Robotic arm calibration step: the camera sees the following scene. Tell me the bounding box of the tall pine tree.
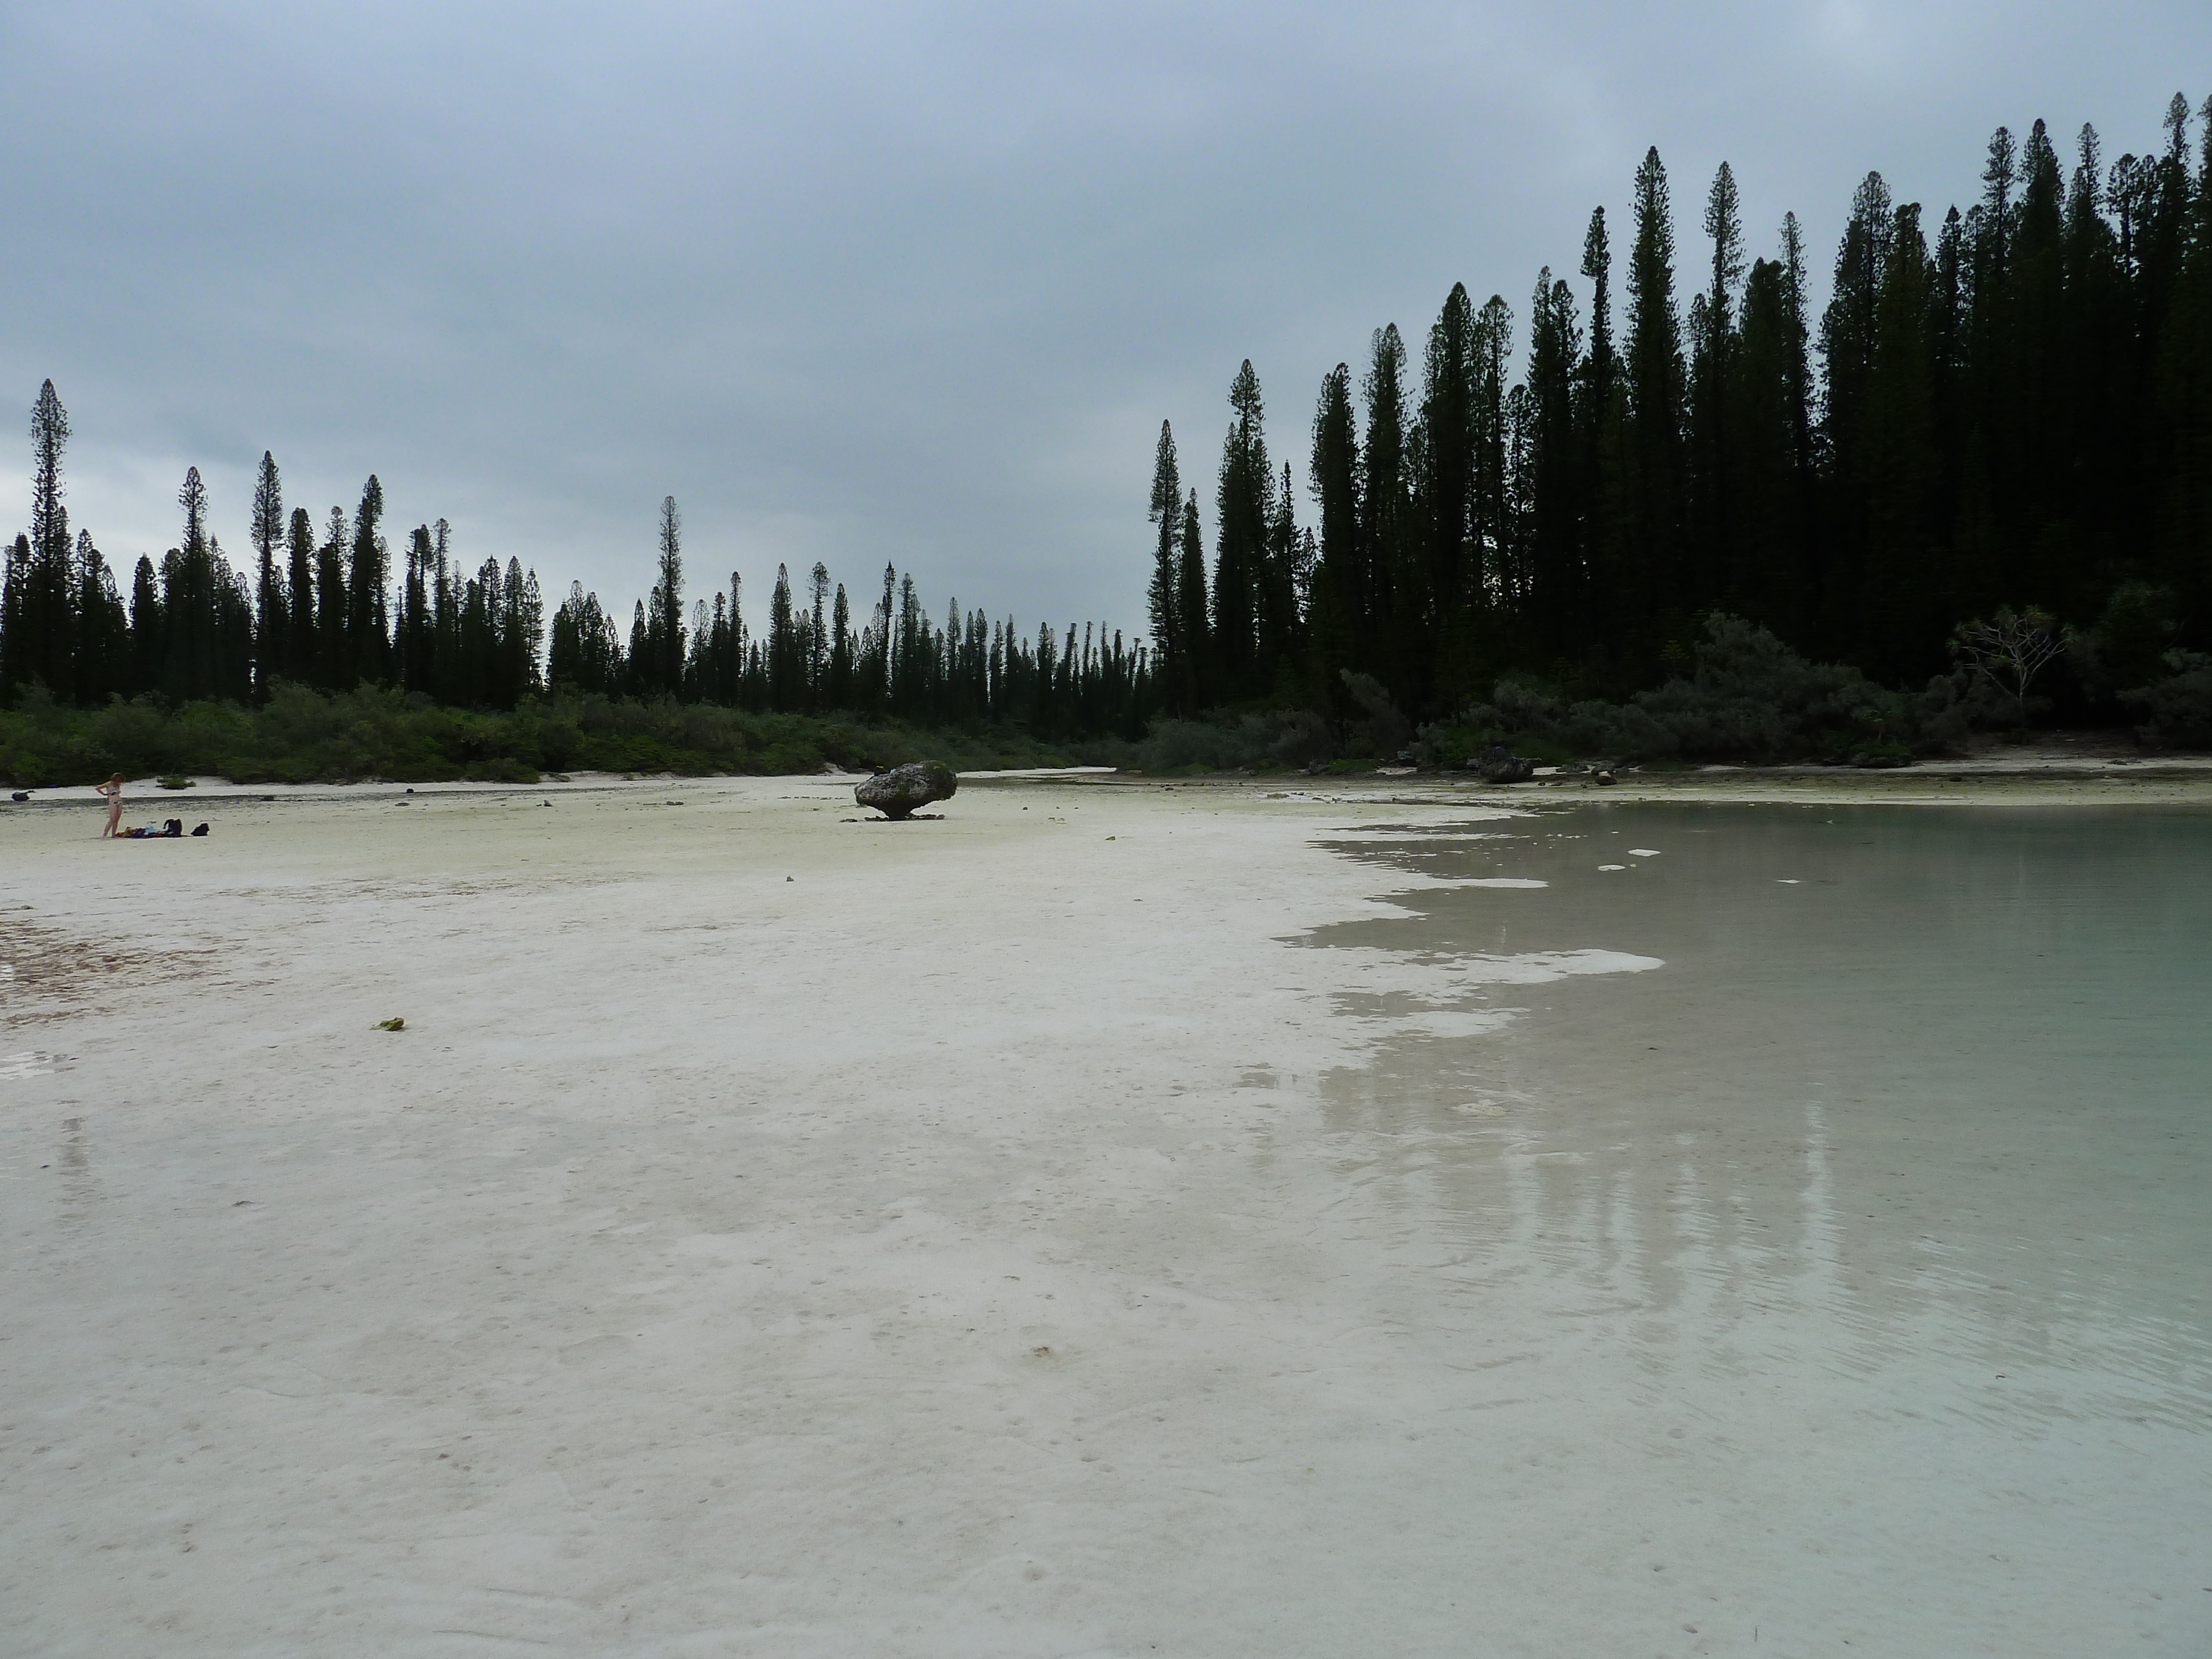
[1623,148,1687,665]
[1212,361,1272,697]
[1146,420,1186,711]
[348,476,389,686]
[1307,364,1363,701]
[251,451,286,693]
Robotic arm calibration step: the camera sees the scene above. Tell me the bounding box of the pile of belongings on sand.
[122,818,209,839]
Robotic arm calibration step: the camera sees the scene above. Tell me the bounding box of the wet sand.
[3,776,2207,1656]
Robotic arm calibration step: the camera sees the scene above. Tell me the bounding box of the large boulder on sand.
[1469,745,1537,784]
[855,761,958,820]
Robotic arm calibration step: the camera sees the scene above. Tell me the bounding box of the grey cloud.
[4,0,2205,632]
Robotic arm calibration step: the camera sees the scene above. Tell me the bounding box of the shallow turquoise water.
[1302,803,2211,1652]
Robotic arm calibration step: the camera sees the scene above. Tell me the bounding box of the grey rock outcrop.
[855,761,958,820]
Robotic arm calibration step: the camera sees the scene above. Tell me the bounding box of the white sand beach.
[4,775,2208,1656]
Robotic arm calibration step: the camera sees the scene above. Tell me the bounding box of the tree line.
[10,91,2210,746]
[1150,92,2212,721]
[546,495,1150,737]
[0,404,550,715]
[0,396,1155,738]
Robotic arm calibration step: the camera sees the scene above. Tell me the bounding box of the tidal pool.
[1300,801,2211,1654]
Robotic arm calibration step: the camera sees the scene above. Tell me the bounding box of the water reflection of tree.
[1301,806,2211,1422]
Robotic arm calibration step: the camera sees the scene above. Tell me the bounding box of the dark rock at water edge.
[1467,745,1537,784]
[855,761,959,820]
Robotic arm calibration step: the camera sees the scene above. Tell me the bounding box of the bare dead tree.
[1950,604,2068,730]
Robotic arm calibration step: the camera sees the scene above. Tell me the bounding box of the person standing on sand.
[95,772,125,838]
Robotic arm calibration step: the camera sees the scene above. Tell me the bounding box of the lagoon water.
[1303,803,2211,1653]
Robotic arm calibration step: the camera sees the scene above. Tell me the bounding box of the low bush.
[1095,707,1336,774]
[1419,614,1972,766]
[2124,650,2212,747]
[0,684,1079,787]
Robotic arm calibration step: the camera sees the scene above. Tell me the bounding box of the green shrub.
[2125,650,2212,747]
[1103,708,1334,774]
[1420,615,1970,766]
[0,688,1080,786]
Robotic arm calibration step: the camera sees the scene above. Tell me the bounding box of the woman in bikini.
[95,772,126,838]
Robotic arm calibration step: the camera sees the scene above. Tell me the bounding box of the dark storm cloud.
[3,1,2206,631]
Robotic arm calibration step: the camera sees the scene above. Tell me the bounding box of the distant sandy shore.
[2,776,2203,1655]
[14,734,2212,818]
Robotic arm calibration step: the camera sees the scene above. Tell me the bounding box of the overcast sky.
[3,1,2206,639]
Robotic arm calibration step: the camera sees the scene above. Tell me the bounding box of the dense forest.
[542,494,1150,740]
[1154,93,2212,723]
[6,93,2211,775]
[0,409,1152,743]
